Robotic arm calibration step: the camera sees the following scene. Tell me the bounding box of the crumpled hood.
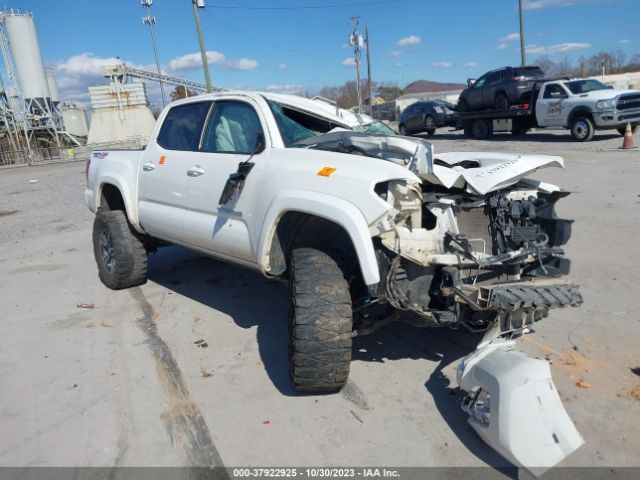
[429,152,564,195]
[295,131,564,195]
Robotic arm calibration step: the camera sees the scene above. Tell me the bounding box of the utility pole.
[141,0,166,107]
[365,23,373,115]
[518,0,526,66]
[349,16,363,113]
[192,0,212,92]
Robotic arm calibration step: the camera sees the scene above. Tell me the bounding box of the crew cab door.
[138,101,213,242]
[182,99,268,262]
[536,83,570,127]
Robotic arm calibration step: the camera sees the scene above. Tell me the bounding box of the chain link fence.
[0,138,147,168]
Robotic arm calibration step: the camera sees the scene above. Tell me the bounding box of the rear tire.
[472,119,493,140]
[92,210,147,290]
[495,93,509,111]
[289,248,352,393]
[570,116,595,142]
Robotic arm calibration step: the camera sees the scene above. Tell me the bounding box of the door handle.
[143,162,156,171]
[187,165,205,177]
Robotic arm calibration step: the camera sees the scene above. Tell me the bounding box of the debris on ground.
[200,369,212,378]
[617,385,640,402]
[350,410,364,424]
[28,179,38,184]
[575,379,591,389]
[76,303,95,309]
[262,420,270,425]
[194,339,208,348]
[0,210,17,218]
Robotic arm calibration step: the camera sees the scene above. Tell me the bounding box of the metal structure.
[519,0,526,66]
[0,8,79,165]
[103,63,220,94]
[141,0,166,107]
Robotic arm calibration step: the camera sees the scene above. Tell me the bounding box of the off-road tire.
[288,248,352,393]
[617,124,638,136]
[570,116,595,142]
[92,209,147,290]
[472,119,493,140]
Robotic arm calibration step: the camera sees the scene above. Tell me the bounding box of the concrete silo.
[45,68,60,106]
[61,102,89,138]
[2,9,51,114]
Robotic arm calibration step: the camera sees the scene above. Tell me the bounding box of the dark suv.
[398,100,456,136]
[457,66,546,112]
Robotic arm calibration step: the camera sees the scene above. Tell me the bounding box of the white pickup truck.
[458,77,640,141]
[86,91,585,470]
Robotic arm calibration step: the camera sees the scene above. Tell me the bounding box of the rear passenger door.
[482,71,501,108]
[138,101,212,243]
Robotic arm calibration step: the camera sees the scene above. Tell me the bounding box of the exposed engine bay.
[296,131,585,473]
[296,131,583,334]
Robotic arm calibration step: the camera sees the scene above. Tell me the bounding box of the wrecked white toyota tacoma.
[86,92,584,471]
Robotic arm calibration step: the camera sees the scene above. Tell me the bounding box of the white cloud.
[168,51,258,72]
[226,58,259,71]
[462,61,479,68]
[525,0,593,9]
[433,61,453,69]
[497,43,509,50]
[277,63,288,70]
[266,84,305,95]
[500,33,521,42]
[397,35,421,47]
[618,39,631,44]
[387,50,402,57]
[395,62,405,68]
[526,42,591,55]
[342,57,356,67]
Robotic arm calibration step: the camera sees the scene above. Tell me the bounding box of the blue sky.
[4,0,638,107]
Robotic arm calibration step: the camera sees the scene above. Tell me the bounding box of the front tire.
[92,210,147,290]
[571,116,595,142]
[398,123,408,136]
[617,124,638,136]
[288,248,352,393]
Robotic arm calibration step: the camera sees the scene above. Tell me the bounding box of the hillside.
[403,80,466,94]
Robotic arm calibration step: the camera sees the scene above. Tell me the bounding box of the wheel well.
[100,183,125,212]
[268,212,361,281]
[568,108,593,125]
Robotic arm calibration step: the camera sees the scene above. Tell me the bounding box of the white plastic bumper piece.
[457,341,584,476]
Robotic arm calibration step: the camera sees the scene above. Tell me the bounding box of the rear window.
[157,101,212,151]
[514,67,545,78]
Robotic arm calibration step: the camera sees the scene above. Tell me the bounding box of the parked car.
[398,100,456,136]
[458,66,546,112]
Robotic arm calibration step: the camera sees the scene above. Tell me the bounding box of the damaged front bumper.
[457,338,584,475]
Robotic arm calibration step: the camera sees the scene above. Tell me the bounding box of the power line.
[205,1,400,10]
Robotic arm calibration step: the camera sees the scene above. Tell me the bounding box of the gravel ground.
[0,130,639,475]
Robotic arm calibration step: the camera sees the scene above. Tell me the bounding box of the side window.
[474,76,486,88]
[543,84,568,99]
[157,101,212,151]
[201,101,264,154]
[486,72,499,84]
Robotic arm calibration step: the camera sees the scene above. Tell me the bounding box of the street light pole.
[519,0,526,66]
[192,0,212,92]
[141,0,166,107]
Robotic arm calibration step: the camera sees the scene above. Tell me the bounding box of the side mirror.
[254,132,265,154]
[467,78,476,88]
